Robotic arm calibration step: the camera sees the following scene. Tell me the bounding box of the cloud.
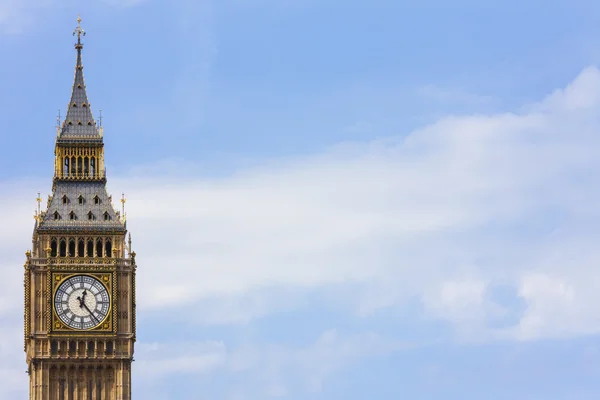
[0,0,52,34]
[135,329,408,398]
[109,65,600,340]
[1,65,600,395]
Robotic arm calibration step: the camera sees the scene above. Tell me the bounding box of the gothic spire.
[59,16,100,140]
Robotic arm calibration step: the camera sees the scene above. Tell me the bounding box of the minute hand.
[82,303,100,324]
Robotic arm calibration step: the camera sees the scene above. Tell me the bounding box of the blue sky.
[1,0,600,398]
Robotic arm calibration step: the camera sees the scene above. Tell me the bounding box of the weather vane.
[73,15,86,43]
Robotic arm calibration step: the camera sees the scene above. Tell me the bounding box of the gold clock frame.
[49,271,117,334]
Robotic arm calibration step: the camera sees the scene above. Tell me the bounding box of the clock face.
[54,275,110,330]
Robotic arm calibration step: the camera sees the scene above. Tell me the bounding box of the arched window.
[51,341,58,355]
[54,211,60,220]
[94,195,101,205]
[59,240,67,257]
[69,211,76,220]
[68,239,75,257]
[88,211,95,221]
[70,157,76,175]
[77,157,83,175]
[78,240,85,257]
[84,157,89,176]
[87,239,94,257]
[51,239,57,257]
[63,158,69,177]
[96,239,103,257]
[106,240,113,257]
[90,157,96,177]
[103,212,110,221]
[78,195,84,205]
[62,195,69,205]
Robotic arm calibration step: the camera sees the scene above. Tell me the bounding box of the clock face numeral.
[54,274,110,330]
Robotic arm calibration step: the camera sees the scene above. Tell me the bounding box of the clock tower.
[24,18,136,399]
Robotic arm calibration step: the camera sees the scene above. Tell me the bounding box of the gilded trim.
[49,272,114,335]
[24,263,31,350]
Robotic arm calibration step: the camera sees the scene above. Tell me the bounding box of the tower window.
[82,102,87,107]
[78,195,84,205]
[53,211,61,220]
[87,239,94,257]
[68,240,75,257]
[72,102,77,107]
[78,240,84,257]
[77,120,82,125]
[96,238,103,257]
[59,240,67,257]
[50,239,57,257]
[94,195,101,205]
[88,212,95,221]
[69,211,77,220]
[62,195,69,204]
[103,212,111,221]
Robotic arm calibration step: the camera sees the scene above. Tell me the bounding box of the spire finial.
[121,193,127,222]
[73,15,86,45]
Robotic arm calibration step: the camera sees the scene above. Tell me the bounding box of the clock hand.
[82,303,100,324]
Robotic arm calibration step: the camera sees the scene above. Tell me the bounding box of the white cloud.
[110,66,600,339]
[0,66,599,397]
[134,329,408,398]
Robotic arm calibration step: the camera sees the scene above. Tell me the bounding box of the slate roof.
[37,182,125,233]
[58,39,100,141]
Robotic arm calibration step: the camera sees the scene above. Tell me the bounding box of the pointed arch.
[105,239,112,257]
[59,239,67,257]
[87,239,94,257]
[68,239,75,257]
[51,239,57,257]
[90,157,96,177]
[96,238,103,257]
[78,239,85,257]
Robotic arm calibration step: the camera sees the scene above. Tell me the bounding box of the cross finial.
[73,15,86,44]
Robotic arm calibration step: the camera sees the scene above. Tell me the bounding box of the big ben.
[24,17,136,399]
